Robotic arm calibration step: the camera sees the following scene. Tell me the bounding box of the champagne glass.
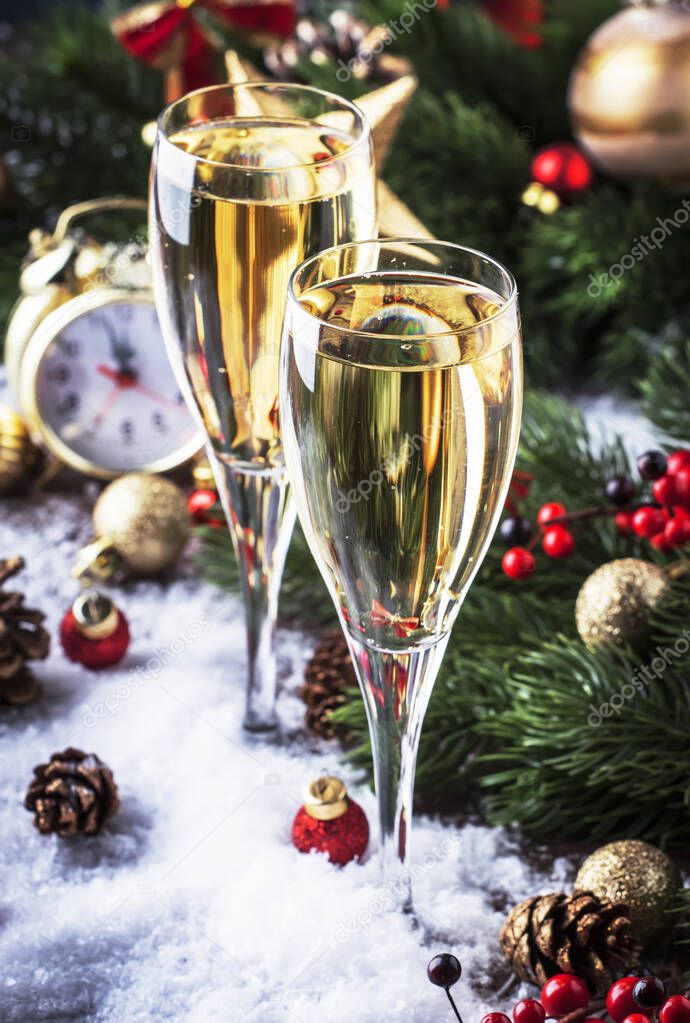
[149,84,376,730]
[280,239,522,904]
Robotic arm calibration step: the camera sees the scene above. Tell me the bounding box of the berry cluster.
[427,954,690,1023]
[606,976,690,1023]
[500,448,690,579]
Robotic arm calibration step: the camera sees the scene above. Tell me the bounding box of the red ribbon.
[112,0,295,96]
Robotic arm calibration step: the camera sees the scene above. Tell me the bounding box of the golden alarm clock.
[4,197,201,479]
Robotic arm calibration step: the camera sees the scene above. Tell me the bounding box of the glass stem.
[344,633,449,908]
[213,454,296,731]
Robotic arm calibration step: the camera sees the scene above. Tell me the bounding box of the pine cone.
[500,891,641,993]
[25,748,120,838]
[301,630,355,740]
[264,13,412,84]
[0,557,50,706]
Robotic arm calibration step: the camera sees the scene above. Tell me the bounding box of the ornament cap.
[71,537,121,582]
[304,775,349,821]
[72,590,119,640]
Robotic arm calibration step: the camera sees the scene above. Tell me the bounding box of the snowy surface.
[0,484,577,1023]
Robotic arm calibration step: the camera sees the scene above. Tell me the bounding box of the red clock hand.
[96,364,185,413]
[89,384,121,432]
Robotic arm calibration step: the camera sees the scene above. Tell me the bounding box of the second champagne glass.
[150,84,376,730]
[280,239,522,906]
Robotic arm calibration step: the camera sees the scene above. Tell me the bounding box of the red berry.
[502,547,536,579]
[482,1014,511,1023]
[537,502,566,526]
[607,978,644,1023]
[632,506,668,538]
[614,511,634,534]
[673,469,690,508]
[623,1016,654,1023]
[541,974,590,1017]
[514,1000,546,1023]
[652,475,677,507]
[542,525,575,558]
[633,978,666,1011]
[665,518,690,547]
[673,505,690,520]
[667,450,690,475]
[660,995,690,1023]
[650,531,672,552]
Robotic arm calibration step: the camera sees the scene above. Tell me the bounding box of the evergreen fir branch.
[638,336,690,444]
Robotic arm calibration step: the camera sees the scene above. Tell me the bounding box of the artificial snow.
[0,487,574,1023]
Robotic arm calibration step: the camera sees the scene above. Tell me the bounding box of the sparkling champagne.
[150,117,375,469]
[281,273,522,649]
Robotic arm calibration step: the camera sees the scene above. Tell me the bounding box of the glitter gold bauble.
[0,406,41,495]
[574,840,680,945]
[568,3,690,185]
[92,473,190,576]
[575,558,669,650]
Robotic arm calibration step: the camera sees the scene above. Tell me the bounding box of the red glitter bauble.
[531,143,594,199]
[60,608,130,671]
[292,798,369,866]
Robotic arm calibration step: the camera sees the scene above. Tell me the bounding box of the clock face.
[33,298,200,474]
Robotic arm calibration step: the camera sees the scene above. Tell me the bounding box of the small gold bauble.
[0,406,41,496]
[568,3,690,185]
[575,839,680,945]
[575,557,669,650]
[93,473,190,575]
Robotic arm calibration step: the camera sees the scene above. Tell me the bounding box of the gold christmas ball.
[575,558,669,650]
[93,473,190,575]
[575,840,680,945]
[0,406,41,496]
[568,3,690,185]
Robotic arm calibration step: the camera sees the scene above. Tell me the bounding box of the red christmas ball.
[632,506,668,539]
[531,144,593,200]
[502,547,536,579]
[60,591,130,671]
[537,501,566,526]
[541,974,590,1017]
[482,1014,511,1023]
[542,524,575,559]
[187,488,223,527]
[660,996,690,1023]
[514,999,546,1023]
[607,978,645,1023]
[292,776,368,866]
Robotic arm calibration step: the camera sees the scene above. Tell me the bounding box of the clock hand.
[88,384,121,432]
[96,364,186,413]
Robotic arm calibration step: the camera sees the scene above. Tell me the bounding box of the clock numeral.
[120,419,135,445]
[57,392,80,419]
[47,364,70,384]
[152,411,167,432]
[59,338,80,359]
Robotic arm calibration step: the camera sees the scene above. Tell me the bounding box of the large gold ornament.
[0,407,42,496]
[568,2,690,185]
[575,558,669,650]
[74,474,190,579]
[574,840,680,945]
